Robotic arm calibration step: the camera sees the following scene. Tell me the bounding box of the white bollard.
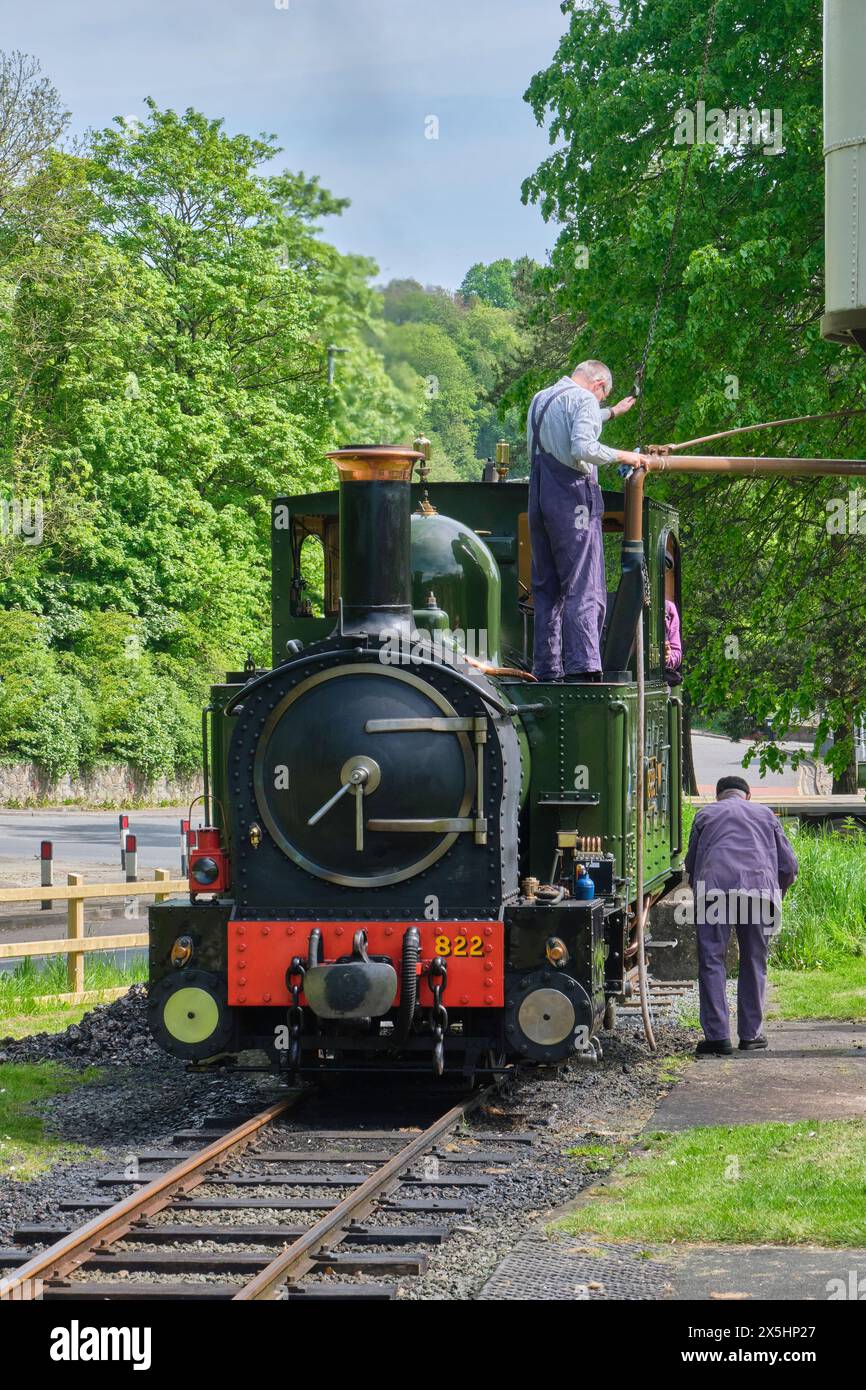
[125,832,138,883]
[40,839,53,911]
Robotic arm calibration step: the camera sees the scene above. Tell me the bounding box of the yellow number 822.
[434,934,484,958]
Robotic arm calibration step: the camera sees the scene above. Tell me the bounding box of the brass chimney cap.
[326,445,424,482]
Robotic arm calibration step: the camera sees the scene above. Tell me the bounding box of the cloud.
[6,0,569,284]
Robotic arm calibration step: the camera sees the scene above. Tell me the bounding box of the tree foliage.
[381,277,525,477]
[512,0,866,785]
[0,80,421,780]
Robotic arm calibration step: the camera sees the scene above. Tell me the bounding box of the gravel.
[0,985,165,1068]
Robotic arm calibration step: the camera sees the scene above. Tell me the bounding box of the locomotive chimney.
[326,445,424,639]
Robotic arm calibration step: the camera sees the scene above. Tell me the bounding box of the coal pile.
[0,985,169,1068]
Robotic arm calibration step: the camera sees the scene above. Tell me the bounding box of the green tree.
[0,81,425,781]
[460,259,518,309]
[380,278,525,478]
[515,0,866,786]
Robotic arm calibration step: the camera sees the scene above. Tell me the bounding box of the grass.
[564,1141,626,1173]
[0,954,145,1023]
[557,1119,866,1247]
[769,958,866,1020]
[772,823,866,970]
[0,1062,102,1179]
[1,1004,93,1040]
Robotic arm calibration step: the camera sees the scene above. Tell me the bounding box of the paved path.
[480,1231,866,1301]
[650,1020,866,1129]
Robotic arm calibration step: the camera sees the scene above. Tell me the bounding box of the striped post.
[40,840,53,911]
[118,813,129,870]
[180,818,190,877]
[125,833,138,884]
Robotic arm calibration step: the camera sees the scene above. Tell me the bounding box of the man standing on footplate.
[527,360,641,682]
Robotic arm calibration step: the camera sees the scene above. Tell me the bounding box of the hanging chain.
[428,956,449,1077]
[285,956,306,1072]
[635,0,720,446]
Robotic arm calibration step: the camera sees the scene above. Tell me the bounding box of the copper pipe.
[634,610,657,1053]
[463,654,538,681]
[623,466,647,542]
[646,453,866,477]
[625,451,866,547]
[655,407,866,454]
[618,442,866,1058]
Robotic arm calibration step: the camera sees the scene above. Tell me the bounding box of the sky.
[2,0,572,289]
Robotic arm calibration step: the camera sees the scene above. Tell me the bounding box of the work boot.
[695,1038,733,1057]
[738,1036,769,1051]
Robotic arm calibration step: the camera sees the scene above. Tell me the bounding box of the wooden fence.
[0,872,187,1005]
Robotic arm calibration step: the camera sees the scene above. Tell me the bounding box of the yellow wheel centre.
[163,986,219,1045]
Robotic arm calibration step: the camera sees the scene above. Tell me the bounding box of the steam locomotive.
[147,440,683,1077]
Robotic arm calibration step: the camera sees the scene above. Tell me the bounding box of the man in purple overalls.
[685,776,798,1055]
[527,361,641,681]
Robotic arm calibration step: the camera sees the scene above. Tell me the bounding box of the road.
[0,808,187,876]
[691,733,806,794]
[0,810,187,964]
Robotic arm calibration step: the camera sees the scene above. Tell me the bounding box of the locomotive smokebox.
[326,445,424,638]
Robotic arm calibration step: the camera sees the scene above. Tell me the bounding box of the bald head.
[573,360,613,396]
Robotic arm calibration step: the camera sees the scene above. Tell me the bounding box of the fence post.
[67,872,84,996]
[154,868,170,903]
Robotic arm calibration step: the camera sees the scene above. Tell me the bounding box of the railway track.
[618,978,693,1024]
[0,1080,530,1302]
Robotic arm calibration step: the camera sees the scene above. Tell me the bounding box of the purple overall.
[684,791,799,1042]
[528,386,607,680]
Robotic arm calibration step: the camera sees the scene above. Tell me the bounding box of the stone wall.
[0,762,204,808]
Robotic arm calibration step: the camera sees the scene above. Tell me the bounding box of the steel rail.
[233,1084,496,1300]
[0,1093,300,1301]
